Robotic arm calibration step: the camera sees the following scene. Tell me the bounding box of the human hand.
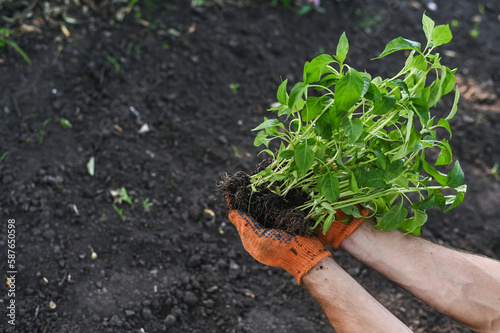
[317,205,370,249]
[227,209,332,285]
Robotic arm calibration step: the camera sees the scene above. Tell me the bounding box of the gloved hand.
[228,209,332,285]
[317,205,370,249]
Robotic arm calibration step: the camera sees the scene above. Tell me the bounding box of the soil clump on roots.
[221,160,316,236]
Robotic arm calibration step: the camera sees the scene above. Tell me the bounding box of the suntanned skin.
[302,257,413,333]
[341,218,500,333]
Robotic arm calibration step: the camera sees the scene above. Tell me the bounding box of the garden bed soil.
[1,0,500,332]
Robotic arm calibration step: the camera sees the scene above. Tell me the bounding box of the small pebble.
[142,307,153,320]
[164,314,176,325]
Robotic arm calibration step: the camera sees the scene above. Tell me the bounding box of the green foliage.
[250,14,465,234]
[229,83,240,94]
[38,118,52,143]
[60,118,73,128]
[0,151,8,163]
[113,204,131,221]
[0,28,32,65]
[490,163,499,180]
[270,0,325,15]
[121,187,133,205]
[142,198,154,212]
[106,55,120,71]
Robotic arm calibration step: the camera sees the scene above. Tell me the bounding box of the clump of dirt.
[220,159,316,236]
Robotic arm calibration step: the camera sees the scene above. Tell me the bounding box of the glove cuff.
[330,217,365,249]
[283,237,332,285]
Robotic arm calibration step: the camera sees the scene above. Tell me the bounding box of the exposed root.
[219,161,315,236]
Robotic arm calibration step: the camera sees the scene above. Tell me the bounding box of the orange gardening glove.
[228,209,332,285]
[317,205,370,249]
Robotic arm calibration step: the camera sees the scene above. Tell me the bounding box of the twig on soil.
[11,95,21,116]
[58,272,68,287]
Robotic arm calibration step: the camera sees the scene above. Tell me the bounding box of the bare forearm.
[342,219,500,332]
[303,257,412,333]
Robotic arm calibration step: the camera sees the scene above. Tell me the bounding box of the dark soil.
[1,0,500,332]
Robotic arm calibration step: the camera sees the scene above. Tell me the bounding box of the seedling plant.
[250,14,465,235]
[38,118,52,143]
[0,28,32,65]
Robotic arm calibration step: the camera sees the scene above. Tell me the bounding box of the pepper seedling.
[250,13,465,235]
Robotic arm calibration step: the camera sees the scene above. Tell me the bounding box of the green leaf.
[295,142,315,176]
[2,38,32,65]
[387,129,402,141]
[446,160,464,188]
[411,192,436,210]
[407,127,423,152]
[410,54,428,71]
[384,160,404,182]
[372,95,396,115]
[435,140,452,166]
[373,37,421,59]
[322,213,335,235]
[411,98,430,126]
[254,168,273,182]
[428,77,443,107]
[405,69,426,91]
[446,191,465,211]
[434,190,446,211]
[321,201,336,212]
[361,77,371,98]
[270,173,287,182]
[335,67,364,112]
[364,83,382,101]
[342,117,363,144]
[303,54,334,84]
[435,118,451,137]
[319,171,340,203]
[374,203,408,230]
[354,167,368,187]
[335,32,349,64]
[315,112,332,140]
[254,131,272,148]
[278,149,294,159]
[390,79,410,96]
[441,67,456,95]
[364,169,386,189]
[288,82,307,110]
[276,104,292,117]
[394,173,409,189]
[341,205,366,218]
[329,106,342,131]
[259,149,275,158]
[317,74,339,90]
[421,152,448,185]
[314,141,326,159]
[372,149,388,170]
[251,118,284,131]
[400,209,427,235]
[350,173,360,193]
[432,24,453,47]
[60,118,73,128]
[304,96,330,122]
[422,13,435,45]
[277,79,288,104]
[445,87,460,120]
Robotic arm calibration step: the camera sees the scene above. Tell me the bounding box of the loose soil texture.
[1,0,500,332]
